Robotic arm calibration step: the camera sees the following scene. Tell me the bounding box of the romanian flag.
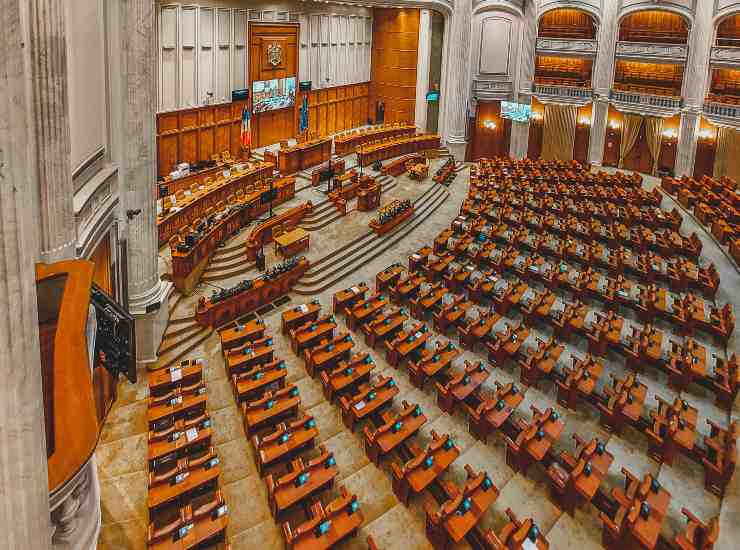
[240,107,252,150]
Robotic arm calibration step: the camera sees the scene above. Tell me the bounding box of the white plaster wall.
[64,0,107,174]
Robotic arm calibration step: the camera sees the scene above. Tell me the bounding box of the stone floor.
[98,148,740,550]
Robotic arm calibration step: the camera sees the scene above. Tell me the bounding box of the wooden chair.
[674,509,719,550]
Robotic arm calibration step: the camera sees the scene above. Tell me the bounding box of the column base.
[446,135,467,145]
[50,456,101,550]
[130,279,173,365]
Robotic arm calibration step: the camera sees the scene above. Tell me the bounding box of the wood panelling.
[717,14,740,47]
[249,23,299,148]
[657,114,680,175]
[538,9,596,39]
[304,83,370,138]
[574,104,592,164]
[694,118,719,180]
[710,68,740,97]
[469,101,512,161]
[619,10,689,44]
[370,8,420,124]
[156,100,248,178]
[535,55,593,86]
[603,106,623,168]
[614,60,684,96]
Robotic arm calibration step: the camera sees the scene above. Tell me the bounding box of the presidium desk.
[169,177,297,294]
[334,123,416,156]
[157,161,282,246]
[195,257,310,328]
[356,134,441,167]
[263,137,333,175]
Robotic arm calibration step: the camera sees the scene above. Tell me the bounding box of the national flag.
[299,95,309,134]
[240,107,252,149]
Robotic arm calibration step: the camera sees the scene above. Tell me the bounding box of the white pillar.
[113,0,172,363]
[28,0,76,262]
[0,1,54,547]
[676,2,714,177]
[509,3,538,159]
[415,10,432,132]
[443,0,472,144]
[588,1,619,166]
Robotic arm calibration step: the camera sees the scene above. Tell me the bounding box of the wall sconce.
[662,129,678,140]
[608,120,620,130]
[698,129,715,141]
[531,112,543,122]
[578,117,592,126]
[483,120,497,130]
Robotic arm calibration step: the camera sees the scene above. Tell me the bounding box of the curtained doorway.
[623,122,653,174]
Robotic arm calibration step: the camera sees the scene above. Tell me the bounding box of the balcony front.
[704,66,740,127]
[711,13,740,67]
[533,55,592,105]
[536,8,596,58]
[611,59,683,116]
[616,9,689,64]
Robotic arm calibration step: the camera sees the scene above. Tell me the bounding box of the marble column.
[414,10,432,132]
[443,0,472,144]
[588,0,619,166]
[115,0,172,363]
[29,0,76,262]
[0,1,54,547]
[676,2,714,177]
[509,1,538,159]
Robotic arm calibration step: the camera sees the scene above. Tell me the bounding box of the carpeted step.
[153,326,213,371]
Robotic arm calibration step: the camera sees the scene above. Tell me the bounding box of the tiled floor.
[98,149,740,550]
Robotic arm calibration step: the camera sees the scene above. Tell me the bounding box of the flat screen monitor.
[501,101,532,123]
[426,90,440,102]
[252,77,296,113]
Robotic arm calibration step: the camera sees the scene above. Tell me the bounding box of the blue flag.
[299,95,309,134]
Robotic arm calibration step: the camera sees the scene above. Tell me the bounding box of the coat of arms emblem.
[267,43,282,67]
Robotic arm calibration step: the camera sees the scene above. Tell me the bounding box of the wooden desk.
[147,422,213,468]
[278,138,332,174]
[333,282,369,314]
[148,392,208,430]
[376,263,405,292]
[320,353,375,403]
[157,162,274,245]
[385,324,431,368]
[357,134,441,167]
[364,401,427,465]
[282,487,363,550]
[242,384,300,435]
[408,344,461,389]
[346,294,389,330]
[290,315,337,354]
[195,258,310,328]
[310,158,345,186]
[436,361,490,414]
[282,301,321,334]
[254,415,318,474]
[244,202,312,260]
[334,124,416,156]
[304,333,354,377]
[218,319,266,352]
[275,228,310,257]
[148,499,228,550]
[225,338,274,375]
[363,310,407,349]
[340,375,399,431]
[468,383,524,441]
[232,359,288,403]
[266,447,339,518]
[148,455,221,512]
[391,431,460,505]
[149,361,204,397]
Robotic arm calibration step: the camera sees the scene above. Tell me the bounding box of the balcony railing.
[535,37,597,57]
[533,84,592,102]
[710,46,740,66]
[610,89,682,113]
[615,41,688,63]
[472,79,513,100]
[703,101,740,127]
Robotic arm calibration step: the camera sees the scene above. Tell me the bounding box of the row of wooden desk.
[217,316,365,549]
[263,137,333,175]
[157,162,277,245]
[334,124,416,156]
[146,360,230,550]
[282,302,547,548]
[356,134,441,167]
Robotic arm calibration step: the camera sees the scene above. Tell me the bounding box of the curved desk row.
[245,203,314,261]
[157,162,276,245]
[334,124,416,156]
[357,134,440,167]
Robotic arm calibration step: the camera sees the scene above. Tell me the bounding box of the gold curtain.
[619,114,643,167]
[644,116,664,175]
[714,126,740,183]
[541,104,578,161]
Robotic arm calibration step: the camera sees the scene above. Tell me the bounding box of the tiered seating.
[218,316,364,549]
[661,174,740,265]
[146,359,230,549]
[288,295,499,549]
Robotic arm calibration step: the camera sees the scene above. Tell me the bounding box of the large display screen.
[501,101,532,122]
[252,77,296,113]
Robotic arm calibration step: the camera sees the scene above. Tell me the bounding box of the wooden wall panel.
[370,8,419,125]
[469,101,512,161]
[302,82,370,137]
[156,100,247,178]
[538,8,596,39]
[603,106,623,168]
[574,103,592,164]
[249,23,299,148]
[619,10,688,44]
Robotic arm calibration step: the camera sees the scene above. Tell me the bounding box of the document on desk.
[186,428,198,442]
